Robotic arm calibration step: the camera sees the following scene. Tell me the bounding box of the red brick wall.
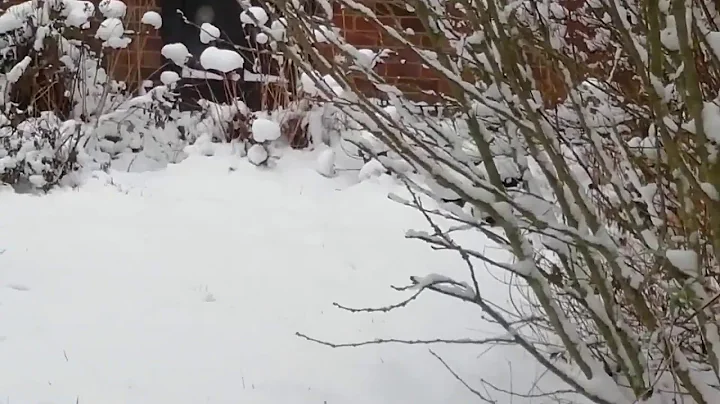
[3,0,431,93]
[122,0,437,97]
[331,1,444,98]
[3,0,164,88]
[330,0,633,104]
[109,0,164,87]
[2,0,626,102]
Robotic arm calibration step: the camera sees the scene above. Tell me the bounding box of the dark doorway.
[156,0,263,110]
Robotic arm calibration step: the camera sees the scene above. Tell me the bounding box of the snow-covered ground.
[0,148,554,404]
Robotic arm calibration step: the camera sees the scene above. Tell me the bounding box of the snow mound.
[98,0,126,18]
[160,71,180,86]
[252,118,281,142]
[240,6,269,26]
[200,47,243,73]
[200,23,220,44]
[96,18,124,41]
[0,149,568,404]
[64,1,95,27]
[96,17,131,48]
[315,148,336,177]
[7,56,31,83]
[666,249,698,275]
[255,32,269,44]
[141,10,162,29]
[162,43,190,66]
[247,143,269,165]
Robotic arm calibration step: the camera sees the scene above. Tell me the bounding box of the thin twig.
[429,349,497,403]
[296,332,514,348]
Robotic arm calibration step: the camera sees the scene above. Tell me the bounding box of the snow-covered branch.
[275,0,720,402]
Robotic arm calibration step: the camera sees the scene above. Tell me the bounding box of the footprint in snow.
[6,284,30,292]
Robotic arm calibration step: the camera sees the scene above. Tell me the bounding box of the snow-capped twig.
[332,289,424,313]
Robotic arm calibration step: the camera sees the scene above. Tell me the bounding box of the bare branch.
[296,333,514,348]
[429,349,497,404]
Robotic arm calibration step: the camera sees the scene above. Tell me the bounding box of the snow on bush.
[247,143,269,166]
[160,71,180,86]
[141,11,162,29]
[274,0,720,402]
[252,118,281,142]
[199,23,220,44]
[98,0,127,18]
[0,0,284,188]
[315,148,336,177]
[0,0,139,189]
[199,46,244,73]
[64,1,95,28]
[0,0,327,192]
[240,6,269,26]
[255,32,269,45]
[96,17,131,48]
[0,112,83,190]
[161,43,190,66]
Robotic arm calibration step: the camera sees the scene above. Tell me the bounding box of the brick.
[140,50,162,68]
[314,43,337,62]
[397,16,427,33]
[333,14,352,30]
[107,50,129,66]
[420,63,440,78]
[352,15,415,33]
[349,76,379,97]
[391,77,440,93]
[378,32,432,48]
[142,66,160,79]
[438,79,452,95]
[373,1,414,16]
[144,36,164,52]
[342,31,379,47]
[389,47,424,63]
[381,61,421,78]
[353,16,379,32]
[109,64,132,82]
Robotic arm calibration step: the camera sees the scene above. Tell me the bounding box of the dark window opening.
[156,0,265,110]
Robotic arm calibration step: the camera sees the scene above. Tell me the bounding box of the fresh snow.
[63,1,95,28]
[358,159,388,181]
[356,49,382,69]
[98,0,127,18]
[96,17,130,49]
[240,6,269,26]
[200,22,220,44]
[162,43,190,66]
[666,249,699,274]
[255,32,269,44]
[299,73,343,98]
[701,182,720,201]
[252,118,282,142]
[160,70,180,86]
[141,11,162,29]
[0,1,36,35]
[0,148,563,404]
[200,46,244,73]
[95,18,125,41]
[315,148,336,177]
[246,143,269,165]
[6,56,31,83]
[185,134,215,157]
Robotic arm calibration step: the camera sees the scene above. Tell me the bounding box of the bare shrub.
[270,0,720,402]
